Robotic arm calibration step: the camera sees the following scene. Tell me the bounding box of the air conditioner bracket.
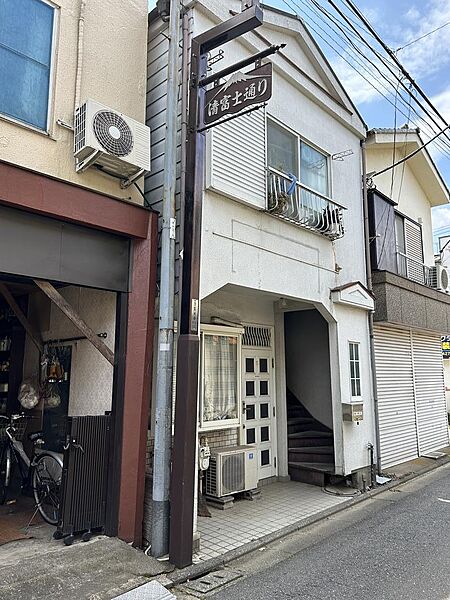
[76,149,103,173]
[120,169,145,189]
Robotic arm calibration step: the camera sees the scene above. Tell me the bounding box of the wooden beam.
[33,279,115,366]
[0,283,44,354]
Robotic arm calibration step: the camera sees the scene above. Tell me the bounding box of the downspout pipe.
[151,0,182,558]
[361,139,382,476]
[74,0,87,110]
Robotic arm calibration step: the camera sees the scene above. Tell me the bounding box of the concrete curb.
[164,456,450,588]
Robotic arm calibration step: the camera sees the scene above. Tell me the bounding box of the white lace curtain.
[203,334,238,423]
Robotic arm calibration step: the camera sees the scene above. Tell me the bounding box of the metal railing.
[395,251,432,286]
[266,168,345,240]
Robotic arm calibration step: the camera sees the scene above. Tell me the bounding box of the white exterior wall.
[366,146,435,266]
[335,304,376,473]
[184,3,373,475]
[0,0,147,204]
[23,286,115,416]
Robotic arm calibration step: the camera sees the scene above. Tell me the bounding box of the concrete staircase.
[287,390,335,486]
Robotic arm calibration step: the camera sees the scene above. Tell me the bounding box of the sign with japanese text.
[442,335,450,358]
[203,62,272,126]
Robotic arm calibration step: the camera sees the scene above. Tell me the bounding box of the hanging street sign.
[203,62,272,126]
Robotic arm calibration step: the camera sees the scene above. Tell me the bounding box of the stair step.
[288,434,333,448]
[288,461,335,473]
[288,421,330,435]
[288,446,334,463]
[287,417,316,425]
[288,430,333,439]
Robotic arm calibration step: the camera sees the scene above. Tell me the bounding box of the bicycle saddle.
[28,431,44,442]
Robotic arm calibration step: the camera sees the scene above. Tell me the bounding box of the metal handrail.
[266,168,345,240]
[395,250,432,285]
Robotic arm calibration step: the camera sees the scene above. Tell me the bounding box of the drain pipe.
[74,0,87,110]
[151,0,182,557]
[361,140,382,476]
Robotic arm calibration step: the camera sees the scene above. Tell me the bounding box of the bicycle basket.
[0,418,28,443]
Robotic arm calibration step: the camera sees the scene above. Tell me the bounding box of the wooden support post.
[33,280,114,366]
[0,283,44,354]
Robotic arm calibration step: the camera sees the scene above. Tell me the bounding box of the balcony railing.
[266,168,345,240]
[396,251,432,286]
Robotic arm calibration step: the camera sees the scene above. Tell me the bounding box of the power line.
[396,20,450,52]
[371,124,450,178]
[281,0,450,158]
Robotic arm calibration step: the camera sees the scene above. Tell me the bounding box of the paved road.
[206,465,450,600]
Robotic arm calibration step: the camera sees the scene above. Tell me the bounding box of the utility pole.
[151,0,181,558]
[169,2,264,569]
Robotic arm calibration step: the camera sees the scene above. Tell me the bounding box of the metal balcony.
[266,168,345,240]
[395,251,432,287]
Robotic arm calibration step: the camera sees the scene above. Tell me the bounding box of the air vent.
[222,453,245,495]
[92,111,133,157]
[243,326,271,348]
[74,103,87,155]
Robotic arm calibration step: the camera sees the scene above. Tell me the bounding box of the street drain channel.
[181,570,243,596]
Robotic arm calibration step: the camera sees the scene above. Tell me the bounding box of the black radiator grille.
[58,415,110,536]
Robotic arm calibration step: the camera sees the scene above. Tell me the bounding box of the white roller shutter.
[412,331,449,454]
[208,108,266,209]
[374,325,418,468]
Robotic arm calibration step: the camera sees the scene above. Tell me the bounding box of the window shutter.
[404,220,424,284]
[208,108,267,209]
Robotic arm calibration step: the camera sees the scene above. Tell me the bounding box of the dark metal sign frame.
[170,3,282,568]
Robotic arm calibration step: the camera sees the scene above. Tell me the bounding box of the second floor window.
[267,118,329,197]
[0,0,55,131]
[349,342,361,398]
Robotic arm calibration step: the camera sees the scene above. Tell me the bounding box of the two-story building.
[146,1,376,562]
[367,128,450,469]
[0,0,155,546]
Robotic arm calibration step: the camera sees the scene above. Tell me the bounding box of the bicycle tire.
[32,452,62,525]
[0,445,11,505]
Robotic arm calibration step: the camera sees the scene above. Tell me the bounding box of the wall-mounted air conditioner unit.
[74,99,151,181]
[205,446,258,498]
[429,263,450,293]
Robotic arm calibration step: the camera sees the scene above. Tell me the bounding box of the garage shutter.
[374,325,418,468]
[412,331,449,454]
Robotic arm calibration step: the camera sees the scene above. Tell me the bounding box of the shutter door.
[209,108,266,209]
[404,220,425,284]
[412,331,449,454]
[374,325,418,468]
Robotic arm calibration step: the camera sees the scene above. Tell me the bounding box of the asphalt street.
[201,465,450,600]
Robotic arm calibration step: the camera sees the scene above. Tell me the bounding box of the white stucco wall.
[366,146,435,266]
[23,286,115,416]
[0,0,147,204]
[334,304,376,473]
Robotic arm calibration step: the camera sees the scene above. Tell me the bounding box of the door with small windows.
[242,349,277,480]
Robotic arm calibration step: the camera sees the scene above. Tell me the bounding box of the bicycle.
[0,414,63,525]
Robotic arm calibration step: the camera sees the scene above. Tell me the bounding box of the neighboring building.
[146,1,376,558]
[367,128,450,468]
[0,0,155,545]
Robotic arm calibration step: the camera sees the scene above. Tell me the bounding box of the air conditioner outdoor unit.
[429,263,450,293]
[74,99,151,179]
[205,445,258,498]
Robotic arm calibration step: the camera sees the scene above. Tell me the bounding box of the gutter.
[361,139,382,476]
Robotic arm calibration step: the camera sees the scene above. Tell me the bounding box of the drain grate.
[182,570,243,597]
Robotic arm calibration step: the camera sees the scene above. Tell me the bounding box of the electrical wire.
[395,20,450,52]
[281,0,450,158]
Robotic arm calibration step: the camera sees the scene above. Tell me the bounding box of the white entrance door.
[241,349,277,480]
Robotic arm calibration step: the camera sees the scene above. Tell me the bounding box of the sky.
[148,0,450,239]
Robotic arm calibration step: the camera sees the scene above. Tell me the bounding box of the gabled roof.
[261,4,367,134]
[366,128,450,207]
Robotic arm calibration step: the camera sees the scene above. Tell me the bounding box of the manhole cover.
[182,570,243,596]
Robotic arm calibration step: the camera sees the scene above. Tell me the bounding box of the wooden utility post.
[169,3,265,569]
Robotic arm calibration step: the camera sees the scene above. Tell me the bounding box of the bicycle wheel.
[32,452,62,525]
[0,445,11,505]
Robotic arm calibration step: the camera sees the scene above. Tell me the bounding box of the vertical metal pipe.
[151,0,181,558]
[361,140,382,475]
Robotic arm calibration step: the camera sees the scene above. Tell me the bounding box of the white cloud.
[329,0,450,107]
[433,205,450,230]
